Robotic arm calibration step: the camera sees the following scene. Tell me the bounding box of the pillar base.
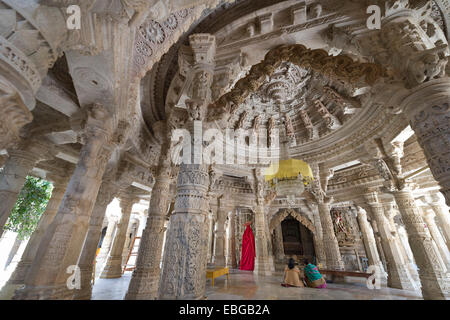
[72,287,93,300]
[254,258,272,276]
[13,283,75,300]
[386,266,417,291]
[0,283,22,300]
[125,270,160,300]
[419,274,450,300]
[100,258,123,279]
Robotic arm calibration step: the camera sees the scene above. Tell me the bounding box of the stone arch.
[207,44,385,120]
[269,208,315,235]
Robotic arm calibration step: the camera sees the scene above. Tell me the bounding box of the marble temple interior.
[0,0,449,301]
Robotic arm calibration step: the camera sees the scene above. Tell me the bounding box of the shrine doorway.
[280,215,315,260]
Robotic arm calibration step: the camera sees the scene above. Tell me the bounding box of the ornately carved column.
[368,219,387,271]
[422,209,450,271]
[226,210,237,268]
[213,205,227,267]
[0,140,53,236]
[159,33,214,299]
[273,224,285,261]
[96,215,117,265]
[0,174,69,299]
[122,219,139,266]
[13,104,114,300]
[73,181,118,300]
[383,201,420,284]
[159,164,210,299]
[207,211,215,264]
[364,191,415,290]
[125,155,171,299]
[423,193,450,251]
[393,188,449,299]
[401,79,450,206]
[355,206,386,278]
[101,193,137,279]
[311,210,326,267]
[317,201,344,270]
[254,201,272,276]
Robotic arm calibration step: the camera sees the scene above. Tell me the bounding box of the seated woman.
[281,258,304,287]
[303,258,327,289]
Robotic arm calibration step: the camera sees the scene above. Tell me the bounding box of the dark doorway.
[281,215,316,261]
[281,216,302,255]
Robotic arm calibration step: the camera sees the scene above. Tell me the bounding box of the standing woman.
[303,258,327,289]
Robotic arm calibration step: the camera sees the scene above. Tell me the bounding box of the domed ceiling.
[140,0,291,130]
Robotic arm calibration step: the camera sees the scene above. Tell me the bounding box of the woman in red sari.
[239,222,255,271]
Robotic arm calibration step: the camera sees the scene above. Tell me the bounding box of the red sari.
[239,225,255,271]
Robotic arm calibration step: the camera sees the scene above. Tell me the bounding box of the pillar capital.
[421,208,436,220]
[188,33,216,66]
[363,188,381,205]
[118,192,139,211]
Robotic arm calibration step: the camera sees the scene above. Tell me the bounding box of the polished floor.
[91,269,423,300]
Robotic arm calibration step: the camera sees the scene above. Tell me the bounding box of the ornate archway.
[269,208,315,234]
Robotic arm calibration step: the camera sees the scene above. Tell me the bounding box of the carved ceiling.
[140,0,288,129]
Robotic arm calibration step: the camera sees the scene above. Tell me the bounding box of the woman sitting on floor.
[281,258,304,287]
[303,258,327,289]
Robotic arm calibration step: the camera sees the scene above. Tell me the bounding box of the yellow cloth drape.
[264,159,313,182]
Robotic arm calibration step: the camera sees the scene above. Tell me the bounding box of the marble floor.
[91,269,423,300]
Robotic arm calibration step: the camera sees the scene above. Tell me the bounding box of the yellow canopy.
[264,159,314,182]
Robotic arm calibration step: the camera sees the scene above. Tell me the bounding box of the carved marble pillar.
[422,209,450,270]
[73,181,118,300]
[424,194,450,251]
[213,206,227,267]
[364,191,415,290]
[125,160,171,300]
[311,211,326,267]
[13,104,113,300]
[122,219,139,266]
[97,215,117,265]
[226,211,237,268]
[273,224,285,261]
[393,188,449,299]
[356,206,387,278]
[0,141,52,236]
[383,202,420,284]
[368,219,388,271]
[265,219,275,272]
[159,164,210,299]
[101,193,137,279]
[317,202,344,270]
[397,225,416,267]
[254,201,272,276]
[207,211,215,264]
[402,79,450,206]
[158,34,214,299]
[0,175,69,299]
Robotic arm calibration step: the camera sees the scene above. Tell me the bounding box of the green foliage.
[4,176,53,240]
